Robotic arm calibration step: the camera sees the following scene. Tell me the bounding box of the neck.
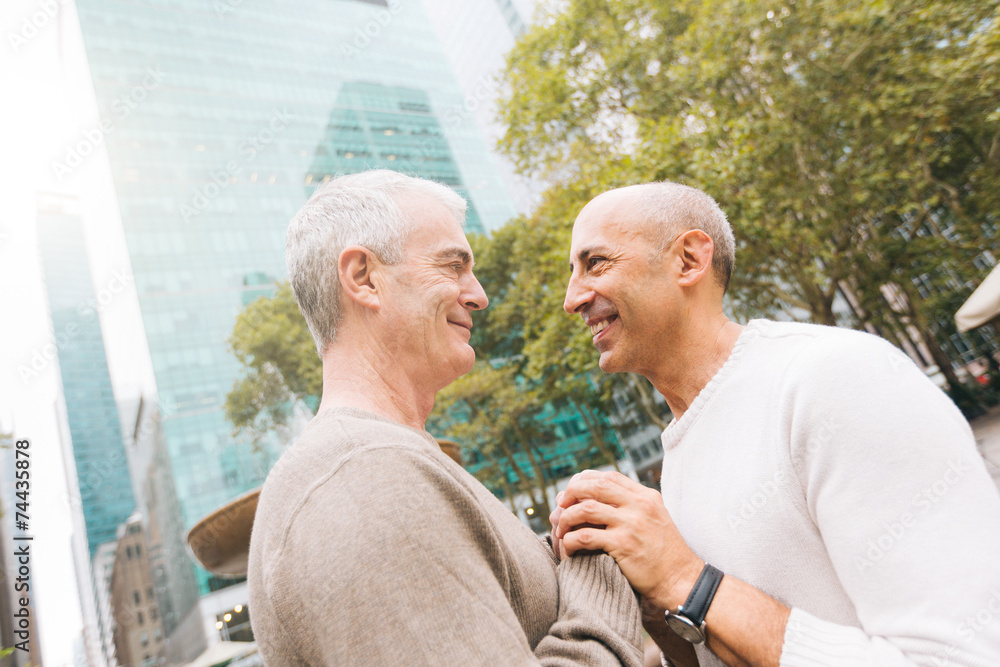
[646,313,744,421]
[317,327,434,431]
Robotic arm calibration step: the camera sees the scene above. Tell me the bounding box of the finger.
[561,526,612,557]
[549,505,562,530]
[559,475,634,509]
[605,470,649,494]
[556,499,618,537]
[577,469,647,493]
[567,469,603,485]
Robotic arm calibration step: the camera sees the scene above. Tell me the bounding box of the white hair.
[286,169,467,357]
[629,181,736,291]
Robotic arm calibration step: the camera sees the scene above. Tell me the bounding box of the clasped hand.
[549,470,702,611]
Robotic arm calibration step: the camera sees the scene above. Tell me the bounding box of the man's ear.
[675,229,715,288]
[338,245,381,311]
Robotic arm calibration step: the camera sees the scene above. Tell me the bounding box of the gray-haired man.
[247,170,643,666]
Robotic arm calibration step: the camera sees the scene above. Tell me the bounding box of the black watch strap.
[681,563,724,626]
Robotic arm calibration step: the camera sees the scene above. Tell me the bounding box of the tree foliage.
[498,0,1000,401]
[225,282,321,445]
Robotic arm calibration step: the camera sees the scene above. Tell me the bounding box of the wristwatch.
[664,562,724,644]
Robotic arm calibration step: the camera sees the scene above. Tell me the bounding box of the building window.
[138,611,144,625]
[126,546,133,559]
[141,632,148,646]
[133,591,141,605]
[147,586,154,600]
[135,544,142,557]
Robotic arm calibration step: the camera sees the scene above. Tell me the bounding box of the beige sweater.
[248,407,643,666]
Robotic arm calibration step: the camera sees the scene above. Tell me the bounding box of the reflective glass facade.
[73,0,517,592]
[37,213,136,558]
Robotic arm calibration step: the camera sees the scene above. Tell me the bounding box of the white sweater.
[659,319,1000,667]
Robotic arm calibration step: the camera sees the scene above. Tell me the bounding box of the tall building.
[422,0,546,214]
[91,542,118,665]
[128,397,205,665]
[37,205,136,560]
[110,514,165,667]
[70,0,521,646]
[37,197,137,667]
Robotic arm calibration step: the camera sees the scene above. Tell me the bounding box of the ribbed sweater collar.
[660,319,765,452]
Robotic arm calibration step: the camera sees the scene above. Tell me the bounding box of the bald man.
[554,182,1000,667]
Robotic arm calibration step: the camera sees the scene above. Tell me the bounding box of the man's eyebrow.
[436,247,473,265]
[569,247,595,272]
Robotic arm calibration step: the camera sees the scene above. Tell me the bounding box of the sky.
[1,1,157,664]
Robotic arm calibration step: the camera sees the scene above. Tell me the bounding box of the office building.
[110,514,165,667]
[422,0,546,214]
[127,397,205,665]
[37,197,136,667]
[37,205,136,559]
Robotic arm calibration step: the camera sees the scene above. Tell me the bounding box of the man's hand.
[557,470,790,666]
[554,470,702,611]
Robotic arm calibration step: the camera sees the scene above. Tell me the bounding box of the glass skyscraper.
[72,0,518,595]
[36,206,138,665]
[37,211,136,558]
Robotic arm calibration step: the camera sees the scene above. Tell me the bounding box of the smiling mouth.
[589,315,618,337]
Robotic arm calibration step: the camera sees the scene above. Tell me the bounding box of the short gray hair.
[286,170,467,357]
[631,182,736,292]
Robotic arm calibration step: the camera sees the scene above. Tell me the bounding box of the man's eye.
[588,257,605,268]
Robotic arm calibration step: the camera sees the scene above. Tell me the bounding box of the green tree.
[225,282,321,447]
[498,0,999,400]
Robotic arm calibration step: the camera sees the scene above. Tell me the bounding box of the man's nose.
[564,274,591,315]
[464,274,489,311]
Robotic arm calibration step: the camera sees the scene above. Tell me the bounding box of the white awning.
[956,264,1000,332]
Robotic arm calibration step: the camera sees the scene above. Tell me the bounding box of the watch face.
[666,614,706,644]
